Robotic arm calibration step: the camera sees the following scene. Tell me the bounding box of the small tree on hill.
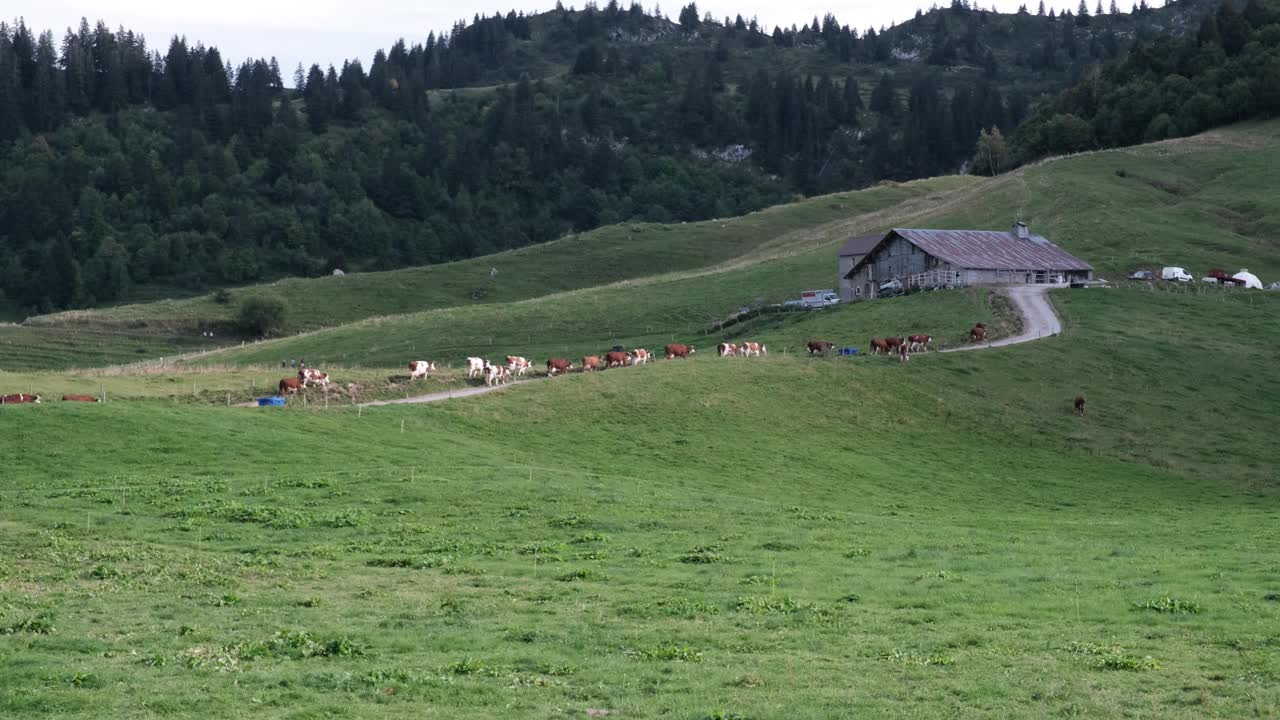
[237,296,287,336]
[972,127,1010,176]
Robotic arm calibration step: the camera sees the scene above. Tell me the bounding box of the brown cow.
[1,393,41,404]
[279,377,303,395]
[717,342,738,357]
[807,340,834,355]
[1074,395,1087,417]
[869,338,890,355]
[665,344,694,359]
[604,351,630,368]
[970,324,986,342]
[62,394,99,402]
[884,336,905,349]
[898,344,911,364]
[547,358,572,376]
[907,334,931,352]
[582,355,605,372]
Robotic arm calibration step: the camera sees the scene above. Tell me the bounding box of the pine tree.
[0,33,24,141]
[869,72,897,119]
[1110,0,1120,13]
[1038,0,1046,15]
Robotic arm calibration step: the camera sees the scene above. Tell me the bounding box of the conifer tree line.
[0,0,1244,314]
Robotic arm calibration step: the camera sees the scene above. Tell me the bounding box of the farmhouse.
[837,233,885,301]
[843,222,1093,299]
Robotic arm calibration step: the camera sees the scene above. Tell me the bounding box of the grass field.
[2,287,1277,718]
[2,125,1279,718]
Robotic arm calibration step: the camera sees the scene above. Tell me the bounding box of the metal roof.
[837,233,885,257]
[846,228,1092,276]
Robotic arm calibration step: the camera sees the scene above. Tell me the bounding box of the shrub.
[236,295,287,336]
[212,288,233,305]
[680,545,727,564]
[1134,596,1201,614]
[626,644,704,662]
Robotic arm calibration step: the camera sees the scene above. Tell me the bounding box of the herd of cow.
[0,393,97,404]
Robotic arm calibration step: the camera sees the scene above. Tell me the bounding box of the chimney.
[1013,220,1030,240]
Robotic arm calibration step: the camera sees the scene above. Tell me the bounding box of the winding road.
[940,284,1062,353]
[250,285,1064,409]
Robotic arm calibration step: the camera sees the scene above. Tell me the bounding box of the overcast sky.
[9,1,1133,76]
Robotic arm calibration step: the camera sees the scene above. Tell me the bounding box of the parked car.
[1269,281,1280,291]
[1128,270,1154,280]
[1161,267,1193,282]
[1201,276,1218,284]
[878,279,904,298]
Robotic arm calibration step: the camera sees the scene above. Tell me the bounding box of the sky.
[8,0,1122,76]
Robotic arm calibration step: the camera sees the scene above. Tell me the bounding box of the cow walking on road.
[970,323,986,342]
[409,360,436,380]
[546,358,572,376]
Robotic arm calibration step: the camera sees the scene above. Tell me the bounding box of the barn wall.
[838,254,864,300]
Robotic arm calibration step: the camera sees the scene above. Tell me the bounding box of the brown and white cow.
[897,344,911,364]
[298,368,330,387]
[970,323,986,342]
[869,338,890,355]
[279,377,303,395]
[484,363,511,387]
[1074,395,1087,417]
[907,334,931,352]
[717,342,739,358]
[604,351,630,368]
[506,356,532,377]
[807,340,834,355]
[582,355,605,372]
[630,348,651,365]
[546,358,572,376]
[466,357,486,378]
[738,341,765,357]
[1,393,41,404]
[62,394,99,402]
[665,344,694,359]
[409,360,437,380]
[884,337,905,350]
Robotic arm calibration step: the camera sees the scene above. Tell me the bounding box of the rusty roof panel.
[890,228,1093,271]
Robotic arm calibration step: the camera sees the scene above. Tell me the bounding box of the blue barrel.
[257,397,287,407]
[840,347,860,356]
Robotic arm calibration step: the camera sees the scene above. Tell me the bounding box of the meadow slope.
[1,286,1277,719]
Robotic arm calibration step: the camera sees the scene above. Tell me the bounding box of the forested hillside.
[0,0,1230,314]
[1012,0,1280,158]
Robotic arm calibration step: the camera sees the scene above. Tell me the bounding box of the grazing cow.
[279,377,303,395]
[898,344,911,364]
[547,358,572,376]
[717,342,739,358]
[1074,395,1087,417]
[61,394,99,402]
[630,348,651,365]
[907,334,931,352]
[409,360,436,380]
[869,338,890,355]
[605,351,630,368]
[807,340,835,355]
[466,357,486,378]
[970,324,986,342]
[582,355,605,372]
[506,356,532,377]
[1,393,41,404]
[298,368,330,387]
[884,336,905,349]
[665,344,694,359]
[739,341,765,357]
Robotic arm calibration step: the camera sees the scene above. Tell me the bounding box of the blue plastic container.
[257,396,287,407]
[839,347,860,356]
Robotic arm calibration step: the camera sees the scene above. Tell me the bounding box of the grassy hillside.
[1,285,1276,718]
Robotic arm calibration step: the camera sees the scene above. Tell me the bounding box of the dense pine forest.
[0,0,1266,314]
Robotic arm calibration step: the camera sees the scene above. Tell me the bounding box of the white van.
[800,290,840,308]
[1161,267,1192,282]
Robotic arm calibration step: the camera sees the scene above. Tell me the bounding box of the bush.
[236,296,287,336]
[212,288,233,305]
